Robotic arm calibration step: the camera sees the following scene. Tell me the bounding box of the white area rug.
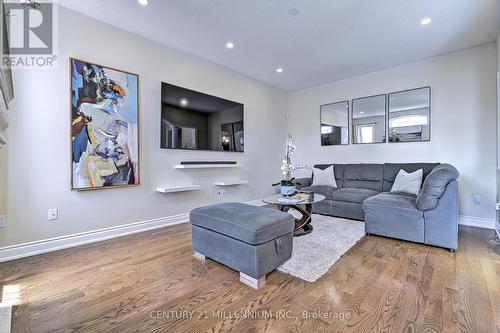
[278,214,365,283]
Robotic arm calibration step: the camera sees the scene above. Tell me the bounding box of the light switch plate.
[0,215,5,228]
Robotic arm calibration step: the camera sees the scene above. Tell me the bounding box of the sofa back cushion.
[383,163,439,192]
[314,164,345,188]
[343,164,383,191]
[311,163,451,194]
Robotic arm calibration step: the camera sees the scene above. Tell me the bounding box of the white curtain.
[0,0,14,147]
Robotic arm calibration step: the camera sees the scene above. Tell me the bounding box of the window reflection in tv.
[160,82,244,152]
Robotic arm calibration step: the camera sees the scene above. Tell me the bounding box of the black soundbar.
[180,161,237,165]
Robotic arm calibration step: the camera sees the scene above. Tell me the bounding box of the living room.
[0,1,499,332]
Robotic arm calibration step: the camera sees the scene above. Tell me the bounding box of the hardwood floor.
[0,224,499,333]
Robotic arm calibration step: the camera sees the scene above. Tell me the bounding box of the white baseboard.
[0,199,266,263]
[0,213,189,263]
[458,215,496,229]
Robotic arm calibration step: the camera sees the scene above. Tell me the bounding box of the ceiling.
[61,0,500,91]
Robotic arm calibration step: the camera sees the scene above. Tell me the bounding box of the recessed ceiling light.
[226,41,234,49]
[420,17,431,25]
[180,98,188,106]
[276,68,284,73]
[360,111,365,114]
[138,0,148,6]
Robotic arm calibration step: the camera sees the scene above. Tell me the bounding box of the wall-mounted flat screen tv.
[160,82,244,152]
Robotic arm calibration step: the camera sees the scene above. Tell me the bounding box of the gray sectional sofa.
[297,163,459,251]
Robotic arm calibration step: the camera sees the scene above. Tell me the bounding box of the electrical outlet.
[473,194,482,206]
[48,208,58,221]
[0,215,5,228]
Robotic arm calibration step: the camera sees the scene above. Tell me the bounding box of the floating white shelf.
[214,180,249,186]
[156,185,201,193]
[174,164,242,169]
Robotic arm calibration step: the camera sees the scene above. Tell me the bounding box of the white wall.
[287,44,498,220]
[0,8,287,247]
[0,147,5,215]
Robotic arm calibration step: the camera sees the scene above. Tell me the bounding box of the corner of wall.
[0,145,6,215]
[497,30,500,71]
[496,209,500,237]
[497,30,500,239]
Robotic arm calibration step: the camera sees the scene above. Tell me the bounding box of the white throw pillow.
[390,169,423,195]
[311,166,337,187]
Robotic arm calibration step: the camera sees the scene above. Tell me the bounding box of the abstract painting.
[70,58,139,190]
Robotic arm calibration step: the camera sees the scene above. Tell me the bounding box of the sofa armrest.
[423,180,459,250]
[416,164,459,211]
[295,178,312,189]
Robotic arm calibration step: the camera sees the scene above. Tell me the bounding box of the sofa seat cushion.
[190,202,294,245]
[331,188,379,204]
[363,192,419,210]
[363,192,424,243]
[300,185,337,200]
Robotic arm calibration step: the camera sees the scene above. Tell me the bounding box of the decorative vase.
[281,185,296,197]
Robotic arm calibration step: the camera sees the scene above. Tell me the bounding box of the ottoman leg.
[193,251,206,262]
[240,273,265,289]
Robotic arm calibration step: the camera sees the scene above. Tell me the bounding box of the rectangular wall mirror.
[351,94,386,144]
[320,101,349,146]
[388,87,431,143]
